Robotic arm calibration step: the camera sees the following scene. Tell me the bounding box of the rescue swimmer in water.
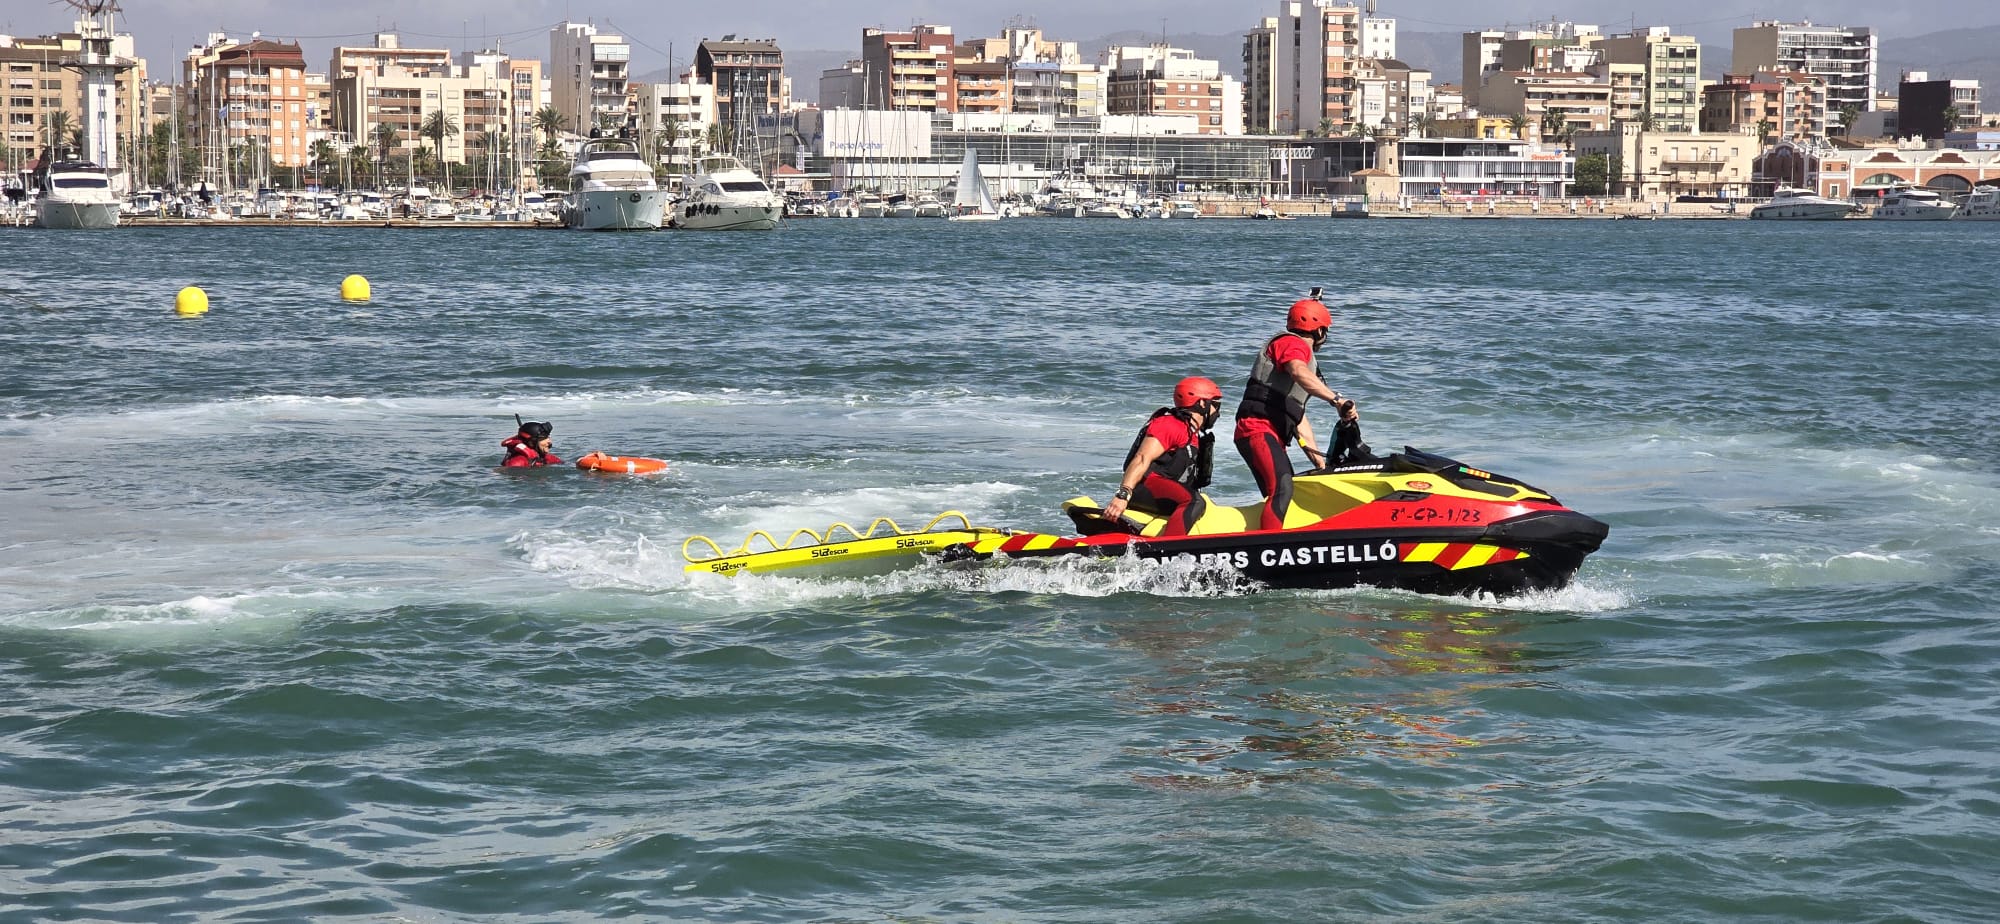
[502,416,563,468]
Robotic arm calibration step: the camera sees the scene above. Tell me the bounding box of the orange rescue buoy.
[575,451,669,475]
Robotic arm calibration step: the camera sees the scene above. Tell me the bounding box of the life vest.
[501,434,558,467]
[1124,407,1214,489]
[1235,332,1319,442]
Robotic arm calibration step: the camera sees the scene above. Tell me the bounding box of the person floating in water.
[502,418,562,468]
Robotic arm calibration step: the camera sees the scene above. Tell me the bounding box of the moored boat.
[1750,187,1859,220]
[562,138,670,231]
[672,154,784,231]
[1871,187,1957,221]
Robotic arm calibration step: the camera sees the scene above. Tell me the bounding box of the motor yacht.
[1959,186,2000,221]
[35,160,120,229]
[1870,187,1957,221]
[561,138,670,231]
[1749,187,1859,221]
[671,154,783,230]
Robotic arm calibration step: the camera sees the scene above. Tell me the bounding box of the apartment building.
[1700,72,1827,141]
[1360,18,1397,59]
[1106,45,1237,135]
[183,35,310,168]
[1352,58,1431,133]
[820,61,866,109]
[633,76,714,173]
[1598,27,1701,132]
[1242,17,1280,134]
[1732,22,1877,115]
[1461,24,1598,110]
[695,38,784,138]
[1272,1,1362,135]
[1479,72,1613,140]
[861,27,955,112]
[550,22,631,135]
[1,23,147,171]
[329,33,449,80]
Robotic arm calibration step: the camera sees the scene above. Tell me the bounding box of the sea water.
[3,218,1998,921]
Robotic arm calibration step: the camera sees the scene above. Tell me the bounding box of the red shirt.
[1233,335,1315,442]
[1142,413,1199,456]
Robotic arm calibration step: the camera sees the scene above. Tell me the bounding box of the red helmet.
[1287,298,1331,333]
[1173,376,1222,409]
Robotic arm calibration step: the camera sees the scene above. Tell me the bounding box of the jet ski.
[681,447,1608,597]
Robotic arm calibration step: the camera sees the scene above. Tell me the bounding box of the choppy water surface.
[3,218,1998,921]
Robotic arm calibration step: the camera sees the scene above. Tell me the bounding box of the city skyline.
[8,1,1994,81]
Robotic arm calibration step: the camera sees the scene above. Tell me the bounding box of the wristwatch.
[1114,486,1132,500]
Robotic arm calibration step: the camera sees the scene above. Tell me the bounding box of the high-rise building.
[860,26,954,112]
[1273,1,1361,135]
[1361,18,1397,60]
[1106,45,1237,135]
[695,37,785,133]
[1242,16,1280,134]
[550,22,631,136]
[329,33,449,80]
[1598,27,1701,132]
[820,60,866,109]
[1732,22,1877,115]
[183,35,309,171]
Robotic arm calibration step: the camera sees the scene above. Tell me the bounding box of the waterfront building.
[861,27,954,113]
[183,35,309,175]
[1431,85,1465,119]
[1798,140,2000,197]
[1732,22,1877,116]
[1701,72,1827,141]
[331,60,521,171]
[1105,45,1238,135]
[1395,137,1571,198]
[1898,73,1981,141]
[1585,62,1646,124]
[1431,116,1526,140]
[1597,27,1701,132]
[550,22,631,136]
[1,22,148,175]
[1572,124,1759,199]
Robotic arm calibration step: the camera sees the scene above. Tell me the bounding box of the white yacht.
[672,155,783,230]
[912,193,947,218]
[36,160,121,229]
[1958,186,2000,220]
[1168,200,1202,219]
[562,138,670,231]
[1749,187,1859,221]
[1871,187,1957,221]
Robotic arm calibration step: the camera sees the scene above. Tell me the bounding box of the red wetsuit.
[1126,410,1211,537]
[1233,334,1317,530]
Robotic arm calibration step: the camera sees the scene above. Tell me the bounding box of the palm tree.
[1541,110,1568,145]
[42,110,74,153]
[419,109,459,186]
[1315,117,1334,138]
[1411,114,1438,139]
[1941,105,1962,132]
[1754,119,1774,144]
[1836,104,1860,136]
[1504,113,1530,141]
[309,139,338,187]
[660,119,683,173]
[370,123,400,186]
[532,106,566,145]
[1637,109,1659,132]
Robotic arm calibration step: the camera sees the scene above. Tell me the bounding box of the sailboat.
[945,148,1001,222]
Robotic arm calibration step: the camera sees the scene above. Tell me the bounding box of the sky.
[7,1,1990,79]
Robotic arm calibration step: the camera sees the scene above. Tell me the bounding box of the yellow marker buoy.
[340,274,371,302]
[174,286,208,316]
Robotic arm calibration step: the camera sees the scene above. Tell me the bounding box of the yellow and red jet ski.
[682,448,1608,597]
